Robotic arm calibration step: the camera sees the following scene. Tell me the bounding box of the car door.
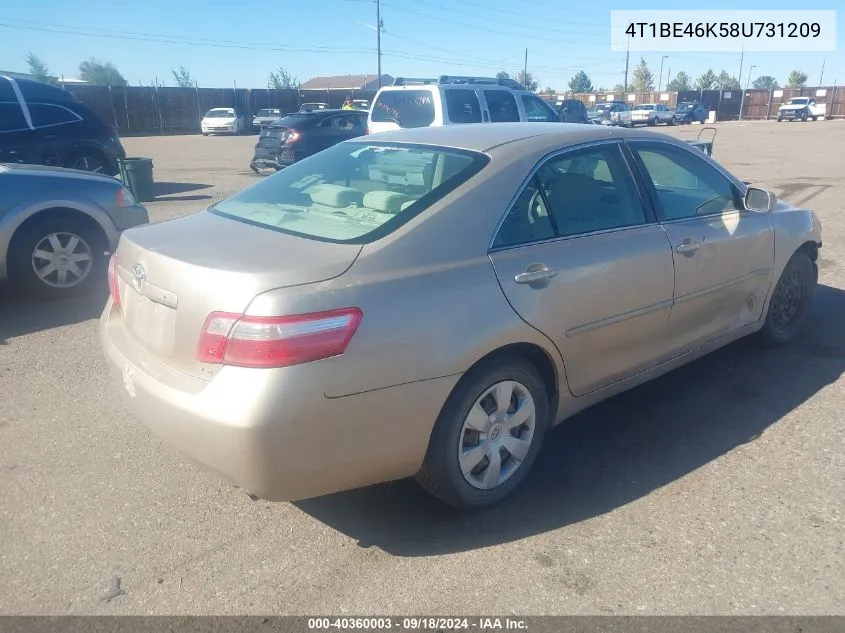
[483,90,521,123]
[627,140,775,353]
[521,94,560,122]
[443,88,483,125]
[26,102,85,168]
[488,140,676,396]
[0,101,36,165]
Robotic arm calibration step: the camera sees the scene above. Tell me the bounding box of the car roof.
[360,122,678,153]
[1,75,78,103]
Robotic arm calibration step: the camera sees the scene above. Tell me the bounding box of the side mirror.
[744,187,777,212]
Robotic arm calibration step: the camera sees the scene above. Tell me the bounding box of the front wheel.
[416,356,549,510]
[801,110,809,121]
[753,251,816,347]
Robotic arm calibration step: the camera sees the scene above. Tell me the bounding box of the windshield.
[637,104,655,111]
[677,102,694,111]
[372,90,436,128]
[210,142,488,243]
[300,103,326,110]
[205,109,235,118]
[592,104,611,112]
[257,109,281,117]
[787,98,809,105]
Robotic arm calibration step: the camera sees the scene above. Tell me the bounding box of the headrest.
[362,190,413,214]
[307,184,363,208]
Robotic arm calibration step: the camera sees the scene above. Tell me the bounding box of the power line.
[451,0,608,29]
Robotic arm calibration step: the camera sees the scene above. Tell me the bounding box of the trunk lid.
[113,210,362,379]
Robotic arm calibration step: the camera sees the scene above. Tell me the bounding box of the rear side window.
[522,95,557,122]
[444,89,481,124]
[322,114,365,131]
[371,90,435,128]
[0,102,29,133]
[28,103,82,128]
[485,90,520,122]
[211,142,488,244]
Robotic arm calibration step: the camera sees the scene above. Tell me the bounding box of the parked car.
[777,97,824,122]
[1,75,126,176]
[556,99,588,123]
[102,123,822,510]
[0,163,148,297]
[252,108,284,130]
[674,101,708,124]
[588,101,630,125]
[618,103,675,127]
[299,102,328,112]
[368,75,560,133]
[201,108,248,135]
[249,109,367,172]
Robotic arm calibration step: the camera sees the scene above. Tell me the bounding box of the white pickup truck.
[777,97,825,122]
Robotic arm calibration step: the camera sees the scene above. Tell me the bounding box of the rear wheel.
[416,356,549,510]
[754,251,816,347]
[8,216,106,298]
[66,151,107,174]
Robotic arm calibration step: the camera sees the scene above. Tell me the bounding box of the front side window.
[211,142,487,243]
[0,102,29,132]
[371,90,436,128]
[28,103,82,128]
[632,142,741,221]
[444,89,482,124]
[522,95,557,122]
[493,143,646,247]
[484,90,520,122]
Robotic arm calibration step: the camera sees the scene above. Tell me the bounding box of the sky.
[0,0,841,91]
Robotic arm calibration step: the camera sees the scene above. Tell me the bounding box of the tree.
[171,65,195,88]
[541,86,556,96]
[786,70,808,88]
[268,66,298,90]
[752,75,780,90]
[611,84,627,93]
[515,70,538,92]
[25,53,52,83]
[666,71,691,91]
[496,71,510,81]
[79,58,127,86]
[695,69,718,90]
[568,70,593,93]
[716,70,741,89]
[630,57,654,93]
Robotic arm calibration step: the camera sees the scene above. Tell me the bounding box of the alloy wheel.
[72,156,105,173]
[30,232,94,288]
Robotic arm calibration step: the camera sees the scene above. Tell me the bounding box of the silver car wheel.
[31,232,93,288]
[72,156,105,173]
[458,380,536,490]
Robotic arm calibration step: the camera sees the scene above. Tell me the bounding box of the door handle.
[514,265,558,285]
[675,238,704,254]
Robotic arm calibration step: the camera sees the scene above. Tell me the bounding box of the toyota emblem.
[131,264,146,291]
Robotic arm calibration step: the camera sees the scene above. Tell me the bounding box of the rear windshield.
[210,142,488,244]
[371,90,436,128]
[637,104,655,110]
[257,109,281,116]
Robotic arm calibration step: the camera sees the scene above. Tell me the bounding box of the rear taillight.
[285,129,302,144]
[196,308,362,368]
[107,254,121,308]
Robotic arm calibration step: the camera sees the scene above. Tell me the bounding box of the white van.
[367,75,561,134]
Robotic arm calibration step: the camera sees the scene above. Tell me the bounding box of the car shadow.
[153,182,213,196]
[0,285,108,345]
[295,284,845,556]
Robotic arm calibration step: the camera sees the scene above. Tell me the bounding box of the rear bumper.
[250,148,295,170]
[99,299,458,501]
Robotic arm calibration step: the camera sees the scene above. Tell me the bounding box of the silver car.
[101,123,822,510]
[0,164,149,297]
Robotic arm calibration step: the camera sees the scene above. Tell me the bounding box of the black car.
[674,101,708,124]
[556,99,588,123]
[250,109,368,172]
[0,76,126,175]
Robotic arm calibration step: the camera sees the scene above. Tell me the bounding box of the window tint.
[633,143,740,221]
[444,89,481,124]
[522,95,557,122]
[211,142,487,244]
[0,102,29,132]
[323,114,364,131]
[484,90,520,122]
[371,90,435,128]
[28,103,81,128]
[494,144,646,247]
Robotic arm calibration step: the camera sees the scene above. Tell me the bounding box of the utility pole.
[739,64,755,120]
[524,48,528,87]
[738,47,744,92]
[658,55,668,92]
[623,35,630,91]
[819,58,826,87]
[376,0,382,89]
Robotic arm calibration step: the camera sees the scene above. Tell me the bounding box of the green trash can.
[119,157,155,202]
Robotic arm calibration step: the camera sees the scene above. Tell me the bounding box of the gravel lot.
[1,121,843,615]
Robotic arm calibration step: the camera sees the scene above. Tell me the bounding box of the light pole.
[739,64,756,120]
[658,56,669,92]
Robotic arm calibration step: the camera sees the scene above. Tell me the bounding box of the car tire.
[801,110,808,122]
[65,150,108,174]
[415,355,550,510]
[777,117,782,122]
[753,251,817,348]
[8,215,107,299]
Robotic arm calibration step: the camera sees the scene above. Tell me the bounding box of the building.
[298,74,394,93]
